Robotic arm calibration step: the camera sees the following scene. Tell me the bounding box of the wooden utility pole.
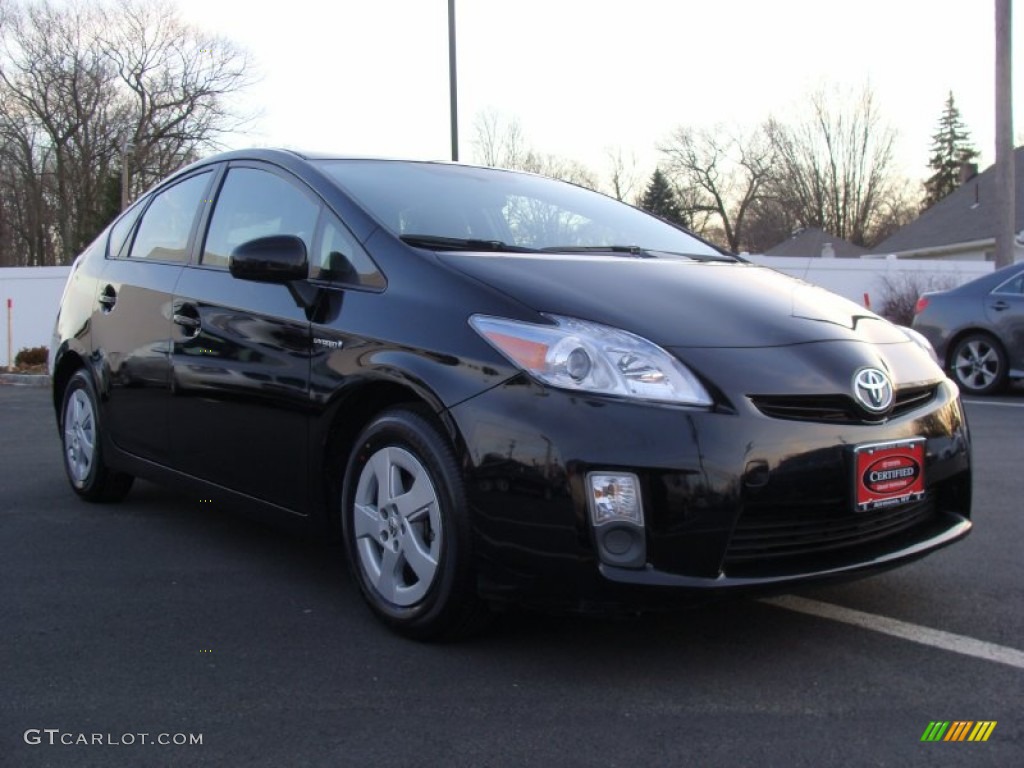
[120,137,132,211]
[994,0,1015,267]
[6,299,12,371]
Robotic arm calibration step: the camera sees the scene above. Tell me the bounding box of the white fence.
[1,267,71,368]
[744,255,993,310]
[0,257,998,368]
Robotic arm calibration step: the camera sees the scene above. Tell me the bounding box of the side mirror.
[229,235,308,283]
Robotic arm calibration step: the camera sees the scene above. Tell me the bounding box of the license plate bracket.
[852,438,926,512]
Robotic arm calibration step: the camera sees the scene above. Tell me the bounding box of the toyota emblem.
[853,367,894,413]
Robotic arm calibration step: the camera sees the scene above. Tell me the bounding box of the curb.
[0,373,50,388]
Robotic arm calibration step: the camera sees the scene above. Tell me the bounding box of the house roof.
[871,146,1024,256]
[764,227,869,258]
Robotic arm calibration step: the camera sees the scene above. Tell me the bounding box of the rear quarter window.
[106,200,146,259]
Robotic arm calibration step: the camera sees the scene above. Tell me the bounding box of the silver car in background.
[912,262,1024,395]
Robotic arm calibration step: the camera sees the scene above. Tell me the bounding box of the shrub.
[877,273,959,326]
[14,345,48,368]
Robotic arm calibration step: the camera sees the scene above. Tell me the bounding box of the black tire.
[341,408,485,640]
[948,333,1008,395]
[60,369,134,502]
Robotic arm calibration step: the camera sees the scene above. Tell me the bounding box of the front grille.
[891,385,937,416]
[724,496,936,565]
[750,385,937,424]
[750,394,856,423]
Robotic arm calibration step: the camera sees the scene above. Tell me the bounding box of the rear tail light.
[914,296,930,315]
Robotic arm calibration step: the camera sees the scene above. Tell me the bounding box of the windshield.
[314,160,726,259]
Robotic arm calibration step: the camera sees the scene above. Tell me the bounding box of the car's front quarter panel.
[307,283,519,412]
[449,376,714,607]
[301,235,548,526]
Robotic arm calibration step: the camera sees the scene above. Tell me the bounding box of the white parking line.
[962,399,1024,408]
[760,594,1024,670]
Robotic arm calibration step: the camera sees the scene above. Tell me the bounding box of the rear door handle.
[98,285,117,311]
[172,303,201,337]
[173,314,200,329]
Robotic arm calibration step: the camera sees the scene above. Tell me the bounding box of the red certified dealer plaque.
[853,438,926,512]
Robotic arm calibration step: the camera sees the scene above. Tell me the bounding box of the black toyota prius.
[51,149,972,639]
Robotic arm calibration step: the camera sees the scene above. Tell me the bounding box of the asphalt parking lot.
[1,383,1021,768]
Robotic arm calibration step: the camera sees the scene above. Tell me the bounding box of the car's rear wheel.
[60,369,134,502]
[949,333,1007,395]
[341,408,484,640]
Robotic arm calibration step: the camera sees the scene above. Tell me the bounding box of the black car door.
[168,163,319,512]
[91,170,215,461]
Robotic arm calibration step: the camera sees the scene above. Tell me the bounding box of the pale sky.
[176,0,1022,189]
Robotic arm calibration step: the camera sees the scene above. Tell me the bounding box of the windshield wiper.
[647,250,738,263]
[539,245,737,261]
[400,234,537,253]
[539,245,655,257]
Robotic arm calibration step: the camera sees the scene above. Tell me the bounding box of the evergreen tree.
[639,168,688,227]
[922,92,978,209]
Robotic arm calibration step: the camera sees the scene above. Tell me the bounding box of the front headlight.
[469,314,713,406]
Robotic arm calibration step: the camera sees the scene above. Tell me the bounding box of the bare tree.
[739,196,798,254]
[0,1,121,264]
[658,123,775,252]
[471,108,598,189]
[521,152,597,189]
[604,146,642,202]
[472,107,529,170]
[0,106,57,266]
[877,271,959,326]
[100,0,254,200]
[0,0,254,267]
[764,85,907,248]
[869,177,919,246]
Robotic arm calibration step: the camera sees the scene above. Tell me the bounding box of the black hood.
[438,254,908,348]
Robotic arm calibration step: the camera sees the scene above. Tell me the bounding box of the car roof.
[180,147,500,172]
[155,149,533,197]
[940,260,1024,296]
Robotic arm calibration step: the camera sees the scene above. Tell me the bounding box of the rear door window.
[127,172,212,263]
[993,272,1024,295]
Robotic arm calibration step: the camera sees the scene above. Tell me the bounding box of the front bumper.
[448,375,971,612]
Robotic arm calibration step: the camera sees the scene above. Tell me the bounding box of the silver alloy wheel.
[352,446,443,606]
[64,388,96,485]
[953,338,1001,390]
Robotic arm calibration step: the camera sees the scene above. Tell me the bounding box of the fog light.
[587,472,646,568]
[587,472,643,526]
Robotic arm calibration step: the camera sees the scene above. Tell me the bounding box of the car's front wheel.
[341,408,484,640]
[949,333,1007,395]
[60,369,134,502]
